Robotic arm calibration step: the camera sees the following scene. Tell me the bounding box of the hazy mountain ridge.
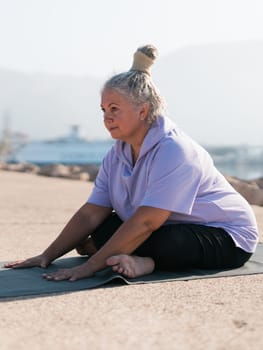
[155,41,263,145]
[0,41,263,144]
[0,70,105,140]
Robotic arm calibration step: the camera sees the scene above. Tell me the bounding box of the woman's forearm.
[42,203,112,262]
[86,220,150,273]
[86,206,171,274]
[42,210,90,262]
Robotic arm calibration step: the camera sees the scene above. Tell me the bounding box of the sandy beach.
[1,171,263,350]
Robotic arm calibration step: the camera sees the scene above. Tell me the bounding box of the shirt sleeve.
[87,153,113,208]
[140,140,203,215]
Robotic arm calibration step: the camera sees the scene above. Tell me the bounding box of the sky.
[0,0,263,147]
[0,0,263,78]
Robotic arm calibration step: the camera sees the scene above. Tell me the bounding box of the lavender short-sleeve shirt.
[88,116,258,253]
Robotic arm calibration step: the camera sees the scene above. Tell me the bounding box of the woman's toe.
[112,265,119,272]
[117,266,124,274]
[107,256,119,266]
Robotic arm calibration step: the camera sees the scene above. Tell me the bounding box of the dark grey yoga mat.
[1,243,263,299]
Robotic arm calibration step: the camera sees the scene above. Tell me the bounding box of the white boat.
[8,126,113,165]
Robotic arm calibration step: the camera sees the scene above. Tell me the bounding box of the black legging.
[91,213,252,271]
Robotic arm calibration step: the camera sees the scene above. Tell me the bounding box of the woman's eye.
[111,106,118,112]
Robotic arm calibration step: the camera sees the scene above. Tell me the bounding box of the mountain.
[0,70,106,140]
[0,40,263,145]
[155,41,263,145]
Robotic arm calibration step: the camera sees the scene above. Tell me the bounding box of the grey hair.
[102,45,165,125]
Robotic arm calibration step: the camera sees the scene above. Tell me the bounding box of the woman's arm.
[5,203,112,269]
[88,206,171,270]
[43,206,171,280]
[42,203,112,262]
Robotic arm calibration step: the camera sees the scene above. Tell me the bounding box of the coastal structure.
[8,125,113,165]
[2,123,263,179]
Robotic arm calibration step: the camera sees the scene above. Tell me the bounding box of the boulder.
[78,164,100,181]
[226,176,263,206]
[0,162,40,173]
[38,164,71,178]
[69,172,90,181]
[254,177,263,189]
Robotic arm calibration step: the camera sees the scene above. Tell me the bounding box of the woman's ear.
[139,103,150,121]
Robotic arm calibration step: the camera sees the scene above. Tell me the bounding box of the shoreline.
[0,171,263,350]
[1,161,263,206]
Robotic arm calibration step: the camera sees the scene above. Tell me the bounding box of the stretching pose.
[5,45,258,281]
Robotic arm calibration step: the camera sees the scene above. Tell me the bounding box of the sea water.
[7,141,263,180]
[216,162,263,180]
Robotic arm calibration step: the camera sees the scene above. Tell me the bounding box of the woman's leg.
[82,213,154,277]
[91,212,123,248]
[134,224,252,270]
[76,212,123,256]
[107,224,251,276]
[77,212,252,276]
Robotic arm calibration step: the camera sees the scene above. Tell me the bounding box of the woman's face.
[101,88,148,143]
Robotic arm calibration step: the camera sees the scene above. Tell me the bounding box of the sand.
[1,171,263,350]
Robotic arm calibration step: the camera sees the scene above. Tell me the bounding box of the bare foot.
[106,254,155,278]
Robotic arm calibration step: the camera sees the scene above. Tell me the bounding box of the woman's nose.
[103,112,113,122]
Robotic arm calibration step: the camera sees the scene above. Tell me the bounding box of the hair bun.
[130,45,158,75]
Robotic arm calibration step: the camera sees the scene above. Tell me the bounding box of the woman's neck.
[131,146,140,165]
[129,122,151,165]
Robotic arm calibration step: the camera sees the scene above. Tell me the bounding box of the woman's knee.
[92,213,123,249]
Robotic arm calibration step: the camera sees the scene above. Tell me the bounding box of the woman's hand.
[4,254,51,269]
[42,262,94,282]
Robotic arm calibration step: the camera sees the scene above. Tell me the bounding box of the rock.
[79,172,90,181]
[69,172,90,181]
[68,165,82,174]
[37,164,93,181]
[38,164,71,178]
[78,164,100,181]
[6,163,25,172]
[0,162,8,170]
[226,175,263,206]
[21,163,40,174]
[254,177,263,189]
[0,162,40,173]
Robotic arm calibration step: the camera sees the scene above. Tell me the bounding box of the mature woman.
[5,45,258,281]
